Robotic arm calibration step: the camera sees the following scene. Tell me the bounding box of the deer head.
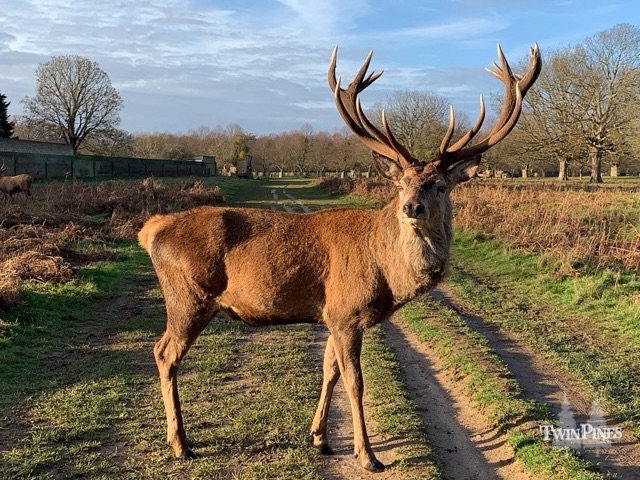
[329,44,541,228]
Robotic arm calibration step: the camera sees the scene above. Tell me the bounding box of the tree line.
[2,24,639,181]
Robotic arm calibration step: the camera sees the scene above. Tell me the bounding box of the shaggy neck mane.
[371,196,452,304]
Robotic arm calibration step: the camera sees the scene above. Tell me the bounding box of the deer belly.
[216,279,324,326]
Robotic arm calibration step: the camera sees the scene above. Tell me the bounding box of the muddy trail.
[269,185,525,479]
[430,285,640,480]
[269,182,639,480]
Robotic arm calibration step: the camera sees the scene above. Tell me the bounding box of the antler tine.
[330,47,417,168]
[436,43,541,170]
[328,46,339,91]
[381,110,414,162]
[446,95,486,152]
[518,43,542,96]
[333,78,404,162]
[484,43,518,137]
[356,98,393,145]
[439,105,456,155]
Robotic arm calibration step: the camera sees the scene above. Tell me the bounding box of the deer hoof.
[317,443,334,455]
[180,449,197,460]
[308,434,334,455]
[363,458,385,472]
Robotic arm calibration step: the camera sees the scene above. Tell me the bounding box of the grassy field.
[0,177,439,479]
[324,176,640,424]
[0,175,637,479]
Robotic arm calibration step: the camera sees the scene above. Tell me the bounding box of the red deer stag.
[139,43,541,472]
[0,162,34,198]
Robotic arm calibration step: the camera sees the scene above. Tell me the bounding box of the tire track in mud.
[430,284,640,480]
[382,317,530,480]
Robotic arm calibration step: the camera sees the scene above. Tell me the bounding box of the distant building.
[191,155,217,175]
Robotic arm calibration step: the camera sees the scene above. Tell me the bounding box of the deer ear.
[372,153,404,182]
[447,155,481,185]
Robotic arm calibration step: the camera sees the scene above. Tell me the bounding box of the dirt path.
[272,185,639,480]
[279,187,529,479]
[431,285,640,480]
[311,327,401,480]
[382,317,530,480]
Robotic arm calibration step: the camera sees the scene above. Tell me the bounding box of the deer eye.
[436,185,447,195]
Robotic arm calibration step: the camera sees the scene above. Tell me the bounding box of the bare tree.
[510,24,640,181]
[375,90,449,159]
[22,55,123,153]
[509,49,587,179]
[81,127,133,157]
[290,123,313,175]
[575,24,640,182]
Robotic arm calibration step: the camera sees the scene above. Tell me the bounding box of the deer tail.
[138,215,170,254]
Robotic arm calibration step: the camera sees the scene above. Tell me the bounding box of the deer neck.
[372,197,452,304]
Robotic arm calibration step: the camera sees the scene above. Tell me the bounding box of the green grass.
[447,229,640,435]
[0,177,441,479]
[0,242,326,479]
[397,297,614,480]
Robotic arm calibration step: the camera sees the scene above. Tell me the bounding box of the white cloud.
[0,0,637,134]
[396,17,509,41]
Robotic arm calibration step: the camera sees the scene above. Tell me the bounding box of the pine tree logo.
[582,396,611,456]
[554,392,580,449]
[539,393,623,453]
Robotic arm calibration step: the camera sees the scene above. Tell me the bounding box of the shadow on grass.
[0,246,168,471]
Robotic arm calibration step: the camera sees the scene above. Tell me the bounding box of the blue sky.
[1,0,638,135]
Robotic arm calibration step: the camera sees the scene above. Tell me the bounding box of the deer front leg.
[332,327,385,473]
[310,334,340,454]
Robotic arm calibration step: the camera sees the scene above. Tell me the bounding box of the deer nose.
[403,202,425,218]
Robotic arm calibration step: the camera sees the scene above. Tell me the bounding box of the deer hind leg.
[330,326,384,472]
[154,297,218,459]
[310,334,340,454]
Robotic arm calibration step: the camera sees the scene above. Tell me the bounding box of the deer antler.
[329,47,418,169]
[0,162,6,173]
[436,43,541,170]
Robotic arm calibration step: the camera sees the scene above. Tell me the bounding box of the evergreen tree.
[0,90,15,138]
[584,396,611,455]
[555,392,580,449]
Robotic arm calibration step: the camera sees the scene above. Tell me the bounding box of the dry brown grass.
[0,178,223,308]
[319,177,640,273]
